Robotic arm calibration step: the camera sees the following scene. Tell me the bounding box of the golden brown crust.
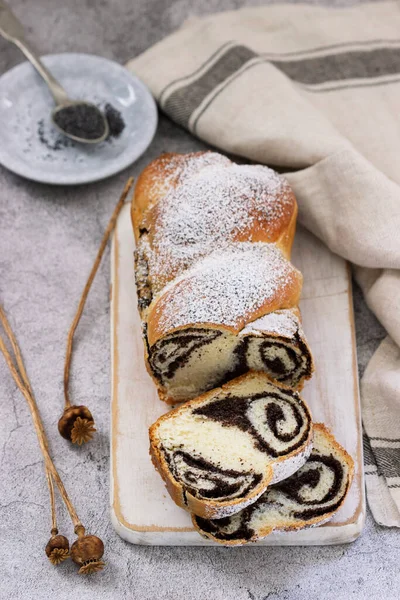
[192,423,355,545]
[148,372,313,519]
[132,153,179,240]
[132,151,214,242]
[140,169,297,266]
[149,432,187,509]
[278,202,298,259]
[147,266,303,347]
[132,151,298,285]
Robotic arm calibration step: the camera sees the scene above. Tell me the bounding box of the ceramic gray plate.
[0,53,158,185]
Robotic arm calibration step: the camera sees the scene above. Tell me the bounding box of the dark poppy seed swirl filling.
[148,312,313,402]
[193,425,352,543]
[163,451,262,502]
[154,379,312,505]
[149,329,224,381]
[247,335,311,387]
[193,391,310,458]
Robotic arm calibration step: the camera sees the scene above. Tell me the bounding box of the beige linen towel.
[127,1,400,526]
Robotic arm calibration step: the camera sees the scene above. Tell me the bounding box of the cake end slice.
[193,423,354,544]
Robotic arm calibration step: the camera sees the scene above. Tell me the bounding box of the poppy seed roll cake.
[193,423,354,545]
[149,372,313,519]
[132,151,314,403]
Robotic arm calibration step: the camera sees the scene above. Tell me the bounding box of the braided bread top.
[132,152,301,346]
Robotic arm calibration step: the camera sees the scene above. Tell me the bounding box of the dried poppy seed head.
[45,533,70,565]
[58,405,96,445]
[71,532,105,575]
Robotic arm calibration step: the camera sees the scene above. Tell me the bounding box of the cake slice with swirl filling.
[148,306,313,403]
[193,423,354,544]
[149,372,313,519]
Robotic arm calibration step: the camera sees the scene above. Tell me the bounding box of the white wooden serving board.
[110,204,365,546]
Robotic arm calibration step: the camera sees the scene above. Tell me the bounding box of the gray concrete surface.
[0,1,398,599]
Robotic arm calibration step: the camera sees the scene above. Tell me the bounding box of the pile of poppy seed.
[37,102,125,151]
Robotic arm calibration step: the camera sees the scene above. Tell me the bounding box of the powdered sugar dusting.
[146,151,231,205]
[142,155,295,290]
[152,243,302,336]
[241,309,304,339]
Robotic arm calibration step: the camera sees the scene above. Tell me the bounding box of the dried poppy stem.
[45,470,70,565]
[59,177,135,445]
[46,469,57,534]
[0,307,81,526]
[0,306,104,573]
[0,305,68,562]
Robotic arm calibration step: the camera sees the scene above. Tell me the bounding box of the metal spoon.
[0,1,109,144]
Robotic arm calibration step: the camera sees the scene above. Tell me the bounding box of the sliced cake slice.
[149,372,313,519]
[146,307,314,404]
[193,423,354,544]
